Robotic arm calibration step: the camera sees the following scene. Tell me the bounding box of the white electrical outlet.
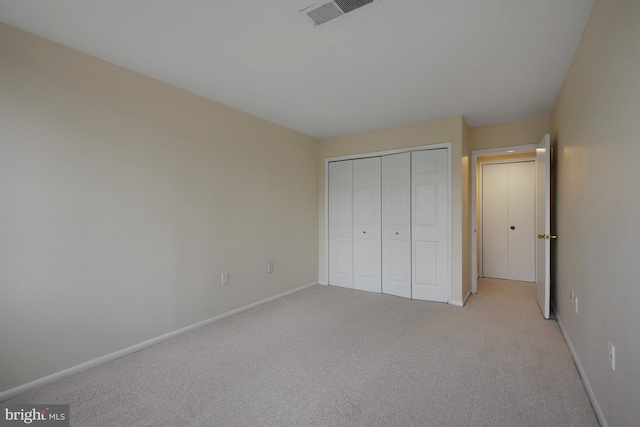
[267,262,273,273]
[608,342,616,371]
[221,272,229,286]
[575,296,578,313]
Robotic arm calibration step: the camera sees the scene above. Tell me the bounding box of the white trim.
[324,143,453,303]
[451,290,472,307]
[0,281,319,402]
[326,143,451,163]
[556,312,609,427]
[477,158,535,166]
[446,146,452,304]
[324,154,330,286]
[463,289,472,305]
[470,144,538,294]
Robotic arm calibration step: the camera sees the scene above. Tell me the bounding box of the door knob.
[363,231,366,234]
[395,232,399,235]
[537,234,558,240]
[510,226,515,230]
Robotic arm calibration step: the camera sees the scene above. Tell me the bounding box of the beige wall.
[470,116,550,151]
[317,116,467,303]
[0,23,318,393]
[550,1,640,425]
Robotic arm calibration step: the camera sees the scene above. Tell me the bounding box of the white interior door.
[536,134,551,319]
[382,153,411,298]
[508,162,536,281]
[482,163,509,279]
[482,161,535,281]
[353,157,381,293]
[411,149,449,302]
[328,161,353,289]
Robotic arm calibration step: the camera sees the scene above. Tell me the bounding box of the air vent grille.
[306,2,344,25]
[334,0,374,14]
[301,0,379,26]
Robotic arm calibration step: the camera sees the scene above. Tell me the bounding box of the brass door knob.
[537,234,558,240]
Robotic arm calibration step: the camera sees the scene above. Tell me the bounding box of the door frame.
[324,142,452,302]
[470,144,537,294]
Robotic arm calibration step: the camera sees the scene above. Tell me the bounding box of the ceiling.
[0,0,594,139]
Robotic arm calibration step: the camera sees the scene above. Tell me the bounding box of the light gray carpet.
[7,279,599,426]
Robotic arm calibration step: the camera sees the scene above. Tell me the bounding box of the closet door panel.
[507,162,536,282]
[353,157,381,293]
[329,161,353,288]
[412,149,449,302]
[382,153,411,298]
[389,240,410,283]
[482,163,509,279]
[415,241,438,286]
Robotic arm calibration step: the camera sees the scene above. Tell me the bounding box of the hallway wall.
[551,1,640,425]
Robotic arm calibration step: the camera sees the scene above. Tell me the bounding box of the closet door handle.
[395,232,399,235]
[362,231,366,234]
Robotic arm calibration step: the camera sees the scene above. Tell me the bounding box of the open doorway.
[471,145,537,294]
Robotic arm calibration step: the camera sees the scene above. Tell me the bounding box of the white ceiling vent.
[300,0,380,26]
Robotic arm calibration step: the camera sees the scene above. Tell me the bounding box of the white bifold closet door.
[381,150,449,300]
[352,157,382,293]
[382,153,412,298]
[482,161,535,282]
[411,149,449,302]
[328,161,353,288]
[330,148,449,302]
[329,158,381,292]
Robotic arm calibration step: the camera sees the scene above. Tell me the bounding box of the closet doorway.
[481,160,535,282]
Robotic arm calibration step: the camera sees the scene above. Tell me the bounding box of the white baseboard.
[450,290,472,307]
[0,281,319,402]
[555,312,608,427]
[462,290,472,305]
